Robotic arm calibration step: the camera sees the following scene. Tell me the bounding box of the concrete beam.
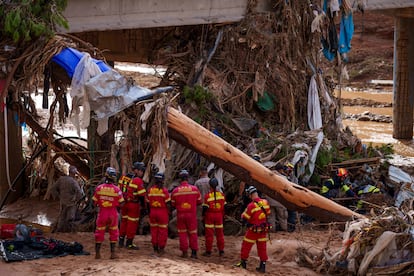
[64,0,252,33]
[366,0,414,10]
[366,0,414,18]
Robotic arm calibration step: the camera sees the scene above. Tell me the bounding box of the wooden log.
[167,107,364,222]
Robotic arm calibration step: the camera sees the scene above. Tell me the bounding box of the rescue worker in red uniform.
[171,169,202,258]
[118,161,147,249]
[146,172,171,255]
[92,167,124,259]
[202,178,226,257]
[235,186,271,273]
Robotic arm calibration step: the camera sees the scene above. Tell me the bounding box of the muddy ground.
[0,197,343,276]
[345,11,394,87]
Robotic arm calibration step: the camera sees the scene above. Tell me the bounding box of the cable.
[3,99,14,191]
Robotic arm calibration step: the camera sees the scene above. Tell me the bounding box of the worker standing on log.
[171,169,202,258]
[235,186,271,273]
[118,161,147,250]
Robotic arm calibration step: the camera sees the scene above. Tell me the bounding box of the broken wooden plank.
[329,157,380,173]
[167,107,364,223]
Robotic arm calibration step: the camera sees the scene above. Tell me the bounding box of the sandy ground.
[0,198,343,276]
[0,230,342,276]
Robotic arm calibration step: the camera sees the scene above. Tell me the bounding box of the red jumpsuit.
[240,197,271,262]
[203,190,226,253]
[119,175,146,239]
[171,181,202,252]
[92,183,124,243]
[146,185,171,249]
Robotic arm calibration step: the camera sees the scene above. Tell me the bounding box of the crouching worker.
[147,172,171,255]
[235,186,271,273]
[202,178,226,257]
[356,184,381,213]
[92,167,124,259]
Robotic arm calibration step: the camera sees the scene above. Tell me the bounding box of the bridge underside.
[73,27,186,64]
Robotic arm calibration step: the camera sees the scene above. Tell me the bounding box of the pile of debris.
[298,204,414,275]
[296,163,414,275]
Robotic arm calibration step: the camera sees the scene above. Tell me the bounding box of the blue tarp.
[52,47,110,78]
[338,13,354,54]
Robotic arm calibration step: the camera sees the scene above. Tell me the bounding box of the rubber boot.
[191,249,198,259]
[126,238,139,250]
[153,245,159,254]
[234,259,247,269]
[180,250,188,258]
[95,243,101,259]
[202,251,211,257]
[118,236,125,248]
[158,247,165,256]
[110,242,118,259]
[219,250,224,256]
[256,261,266,273]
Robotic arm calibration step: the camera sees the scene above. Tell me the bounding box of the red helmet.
[337,168,348,177]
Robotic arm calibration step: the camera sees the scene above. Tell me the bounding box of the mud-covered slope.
[346,11,394,86]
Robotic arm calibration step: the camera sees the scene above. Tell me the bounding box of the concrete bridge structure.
[366,1,414,139]
[62,0,414,138]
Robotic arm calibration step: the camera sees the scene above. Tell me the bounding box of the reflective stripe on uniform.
[205,224,223,229]
[126,216,139,222]
[243,237,256,243]
[150,223,168,228]
[320,185,329,194]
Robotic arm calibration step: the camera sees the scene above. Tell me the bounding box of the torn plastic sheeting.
[395,182,414,208]
[389,165,413,184]
[389,165,414,208]
[357,231,399,276]
[85,70,172,120]
[231,117,257,132]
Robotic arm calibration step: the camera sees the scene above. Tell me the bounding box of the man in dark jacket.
[50,165,84,232]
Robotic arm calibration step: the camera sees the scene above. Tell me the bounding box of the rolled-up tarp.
[52,47,111,78]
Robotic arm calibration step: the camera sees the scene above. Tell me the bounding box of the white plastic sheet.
[304,75,324,183]
[85,70,153,121]
[307,75,322,130]
[389,165,414,208]
[70,53,103,136]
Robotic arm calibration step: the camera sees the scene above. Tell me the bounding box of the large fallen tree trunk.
[167,107,364,223]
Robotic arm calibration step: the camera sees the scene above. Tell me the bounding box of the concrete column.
[393,17,414,139]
